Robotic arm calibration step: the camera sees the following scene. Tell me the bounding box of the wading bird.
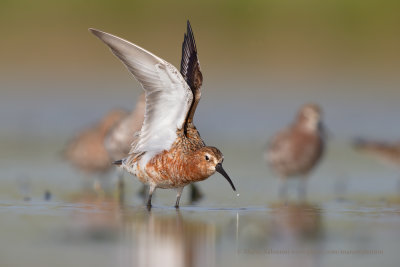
[90,21,236,208]
[266,104,325,200]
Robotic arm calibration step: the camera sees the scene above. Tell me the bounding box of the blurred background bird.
[64,91,204,203]
[265,104,326,201]
[63,93,144,199]
[353,138,400,193]
[63,108,128,196]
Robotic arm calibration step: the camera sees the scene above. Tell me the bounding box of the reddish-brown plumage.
[129,126,221,189]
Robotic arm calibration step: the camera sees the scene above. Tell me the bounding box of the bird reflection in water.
[270,202,323,242]
[67,196,123,242]
[269,202,324,267]
[121,210,216,267]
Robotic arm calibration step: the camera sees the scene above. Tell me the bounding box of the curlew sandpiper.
[90,21,236,208]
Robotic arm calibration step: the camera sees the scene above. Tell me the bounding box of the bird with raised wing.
[90,21,236,208]
[266,104,326,200]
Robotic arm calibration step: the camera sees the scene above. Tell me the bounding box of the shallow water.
[1,136,400,267]
[1,198,399,267]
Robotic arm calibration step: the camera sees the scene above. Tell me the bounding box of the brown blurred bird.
[63,95,147,198]
[64,109,128,192]
[353,139,400,166]
[353,138,400,192]
[266,104,326,200]
[64,109,128,173]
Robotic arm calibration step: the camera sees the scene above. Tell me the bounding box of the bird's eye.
[205,155,210,161]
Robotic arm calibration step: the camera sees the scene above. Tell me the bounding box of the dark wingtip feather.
[180,20,203,125]
[187,20,193,36]
[186,20,196,51]
[180,20,199,81]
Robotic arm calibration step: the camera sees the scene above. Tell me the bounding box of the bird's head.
[297,104,324,133]
[192,146,236,191]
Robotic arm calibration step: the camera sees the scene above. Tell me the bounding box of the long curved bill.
[215,163,236,191]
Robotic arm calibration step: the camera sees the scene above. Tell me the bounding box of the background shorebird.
[353,138,400,193]
[265,104,326,200]
[90,21,236,208]
[63,109,128,193]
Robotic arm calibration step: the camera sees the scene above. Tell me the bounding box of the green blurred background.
[1,0,400,141]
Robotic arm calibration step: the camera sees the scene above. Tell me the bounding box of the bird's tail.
[113,159,123,166]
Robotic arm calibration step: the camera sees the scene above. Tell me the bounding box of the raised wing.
[180,21,203,125]
[90,29,193,157]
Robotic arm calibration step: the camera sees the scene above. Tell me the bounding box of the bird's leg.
[175,187,185,208]
[298,177,308,202]
[278,176,288,202]
[147,184,156,209]
[117,168,124,204]
[189,183,203,203]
